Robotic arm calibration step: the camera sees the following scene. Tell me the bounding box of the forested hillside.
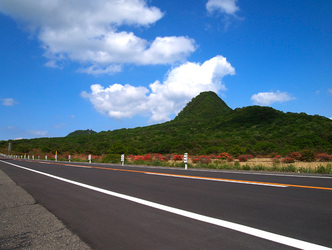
[1,91,331,156]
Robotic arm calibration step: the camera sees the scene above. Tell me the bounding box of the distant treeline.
[1,92,331,156]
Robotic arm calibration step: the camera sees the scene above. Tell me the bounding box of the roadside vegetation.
[7,151,332,174]
[1,91,331,175]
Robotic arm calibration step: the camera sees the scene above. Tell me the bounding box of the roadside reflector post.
[45,155,47,161]
[32,155,34,160]
[69,155,71,162]
[184,153,188,170]
[28,155,30,160]
[55,151,57,161]
[121,154,125,166]
[88,154,91,164]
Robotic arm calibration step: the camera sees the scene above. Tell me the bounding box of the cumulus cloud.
[251,91,295,106]
[82,55,235,122]
[0,0,196,74]
[1,98,17,106]
[206,0,239,15]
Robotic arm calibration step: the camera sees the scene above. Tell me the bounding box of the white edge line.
[1,160,331,250]
[145,173,287,188]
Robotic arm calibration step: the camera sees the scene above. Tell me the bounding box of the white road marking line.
[145,173,287,187]
[1,160,331,250]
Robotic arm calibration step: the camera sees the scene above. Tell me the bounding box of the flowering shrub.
[273,155,282,163]
[173,154,183,161]
[301,150,315,162]
[210,154,219,159]
[192,155,211,164]
[237,154,253,162]
[219,152,230,160]
[289,152,302,161]
[226,155,233,162]
[282,157,295,163]
[247,154,254,160]
[151,153,166,161]
[126,154,152,162]
[316,153,332,162]
[238,155,248,162]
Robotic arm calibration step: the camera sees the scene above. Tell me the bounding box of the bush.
[316,153,332,162]
[301,150,315,162]
[289,152,302,160]
[192,155,211,164]
[101,154,121,163]
[283,157,295,163]
[238,155,248,162]
[273,155,282,163]
[173,154,183,161]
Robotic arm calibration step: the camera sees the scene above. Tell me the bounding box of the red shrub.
[238,155,248,162]
[173,154,183,161]
[219,152,231,160]
[282,157,295,163]
[289,152,302,161]
[273,155,282,163]
[192,156,212,164]
[316,153,332,162]
[192,157,200,163]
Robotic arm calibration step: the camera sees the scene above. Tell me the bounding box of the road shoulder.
[0,170,91,249]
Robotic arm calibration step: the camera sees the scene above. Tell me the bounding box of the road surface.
[1,157,332,249]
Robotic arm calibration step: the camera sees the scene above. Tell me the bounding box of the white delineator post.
[121,154,125,166]
[89,155,91,164]
[69,155,71,162]
[184,153,188,170]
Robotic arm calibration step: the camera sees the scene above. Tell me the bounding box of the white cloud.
[251,91,295,106]
[82,55,235,122]
[0,0,195,74]
[81,84,150,120]
[1,98,17,106]
[206,0,239,15]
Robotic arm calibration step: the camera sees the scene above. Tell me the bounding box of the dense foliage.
[66,129,97,137]
[1,91,331,156]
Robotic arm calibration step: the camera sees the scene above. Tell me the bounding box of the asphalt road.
[1,157,332,249]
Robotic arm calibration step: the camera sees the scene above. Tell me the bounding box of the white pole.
[121,154,124,166]
[184,153,188,170]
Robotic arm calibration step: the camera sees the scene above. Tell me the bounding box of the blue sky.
[0,0,331,140]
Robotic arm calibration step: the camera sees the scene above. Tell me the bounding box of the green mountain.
[174,91,232,122]
[1,91,331,156]
[67,129,97,137]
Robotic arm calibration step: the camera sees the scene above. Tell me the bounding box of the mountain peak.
[174,91,232,122]
[67,129,97,137]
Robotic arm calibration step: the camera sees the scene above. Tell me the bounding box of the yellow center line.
[36,160,332,191]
